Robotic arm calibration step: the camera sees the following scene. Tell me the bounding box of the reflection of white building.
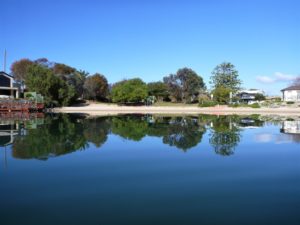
[0,123,19,146]
[281,86,300,102]
[281,121,300,134]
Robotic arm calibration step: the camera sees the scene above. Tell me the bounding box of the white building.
[281,85,300,102]
[236,89,265,103]
[0,71,19,98]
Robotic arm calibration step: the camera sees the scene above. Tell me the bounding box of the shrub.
[250,103,260,108]
[287,101,295,104]
[199,101,218,107]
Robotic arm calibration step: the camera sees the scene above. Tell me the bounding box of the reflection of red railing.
[0,99,44,112]
[0,112,45,120]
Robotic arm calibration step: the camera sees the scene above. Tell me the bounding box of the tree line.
[10,58,242,106]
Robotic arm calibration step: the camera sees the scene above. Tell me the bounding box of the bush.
[199,101,218,107]
[229,103,248,108]
[111,78,148,104]
[287,101,295,104]
[212,86,231,104]
[250,103,260,108]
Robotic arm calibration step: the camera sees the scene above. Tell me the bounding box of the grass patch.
[198,101,218,107]
[153,102,198,107]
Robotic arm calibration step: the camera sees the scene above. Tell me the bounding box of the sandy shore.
[52,103,300,116]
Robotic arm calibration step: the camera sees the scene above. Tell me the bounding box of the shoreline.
[53,104,300,116]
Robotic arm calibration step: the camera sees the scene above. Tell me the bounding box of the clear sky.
[1,0,299,95]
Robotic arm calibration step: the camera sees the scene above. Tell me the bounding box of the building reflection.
[280,120,300,143]
[281,121,300,134]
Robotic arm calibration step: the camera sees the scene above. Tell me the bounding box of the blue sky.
[1,0,299,95]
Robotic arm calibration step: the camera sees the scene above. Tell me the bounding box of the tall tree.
[52,63,76,75]
[111,78,148,104]
[25,64,75,106]
[210,62,242,93]
[10,59,34,88]
[164,68,205,103]
[52,63,87,100]
[147,81,169,101]
[83,73,108,101]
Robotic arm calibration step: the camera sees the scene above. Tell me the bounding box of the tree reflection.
[209,116,241,156]
[12,114,88,160]
[11,114,110,160]
[111,116,149,141]
[111,115,206,151]
[3,113,294,160]
[157,117,206,151]
[83,117,111,147]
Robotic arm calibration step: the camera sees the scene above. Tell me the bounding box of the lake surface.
[0,113,300,225]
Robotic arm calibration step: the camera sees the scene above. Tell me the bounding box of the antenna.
[4,49,7,72]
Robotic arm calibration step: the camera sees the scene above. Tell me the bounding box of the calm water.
[0,113,300,225]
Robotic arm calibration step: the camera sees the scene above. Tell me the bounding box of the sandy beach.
[53,103,300,116]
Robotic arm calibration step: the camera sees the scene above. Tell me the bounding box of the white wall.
[283,90,300,101]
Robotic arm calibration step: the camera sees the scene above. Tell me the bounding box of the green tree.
[164,68,205,103]
[111,78,148,104]
[147,81,169,101]
[212,86,231,104]
[52,63,87,101]
[254,93,266,101]
[52,63,76,75]
[210,62,242,93]
[83,73,108,101]
[25,64,75,106]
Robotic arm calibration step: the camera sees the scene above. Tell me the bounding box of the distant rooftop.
[281,85,300,91]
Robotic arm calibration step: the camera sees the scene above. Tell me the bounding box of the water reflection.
[0,113,300,160]
[209,116,241,156]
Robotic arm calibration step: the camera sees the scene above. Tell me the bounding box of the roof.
[237,89,264,95]
[0,71,14,78]
[281,85,300,92]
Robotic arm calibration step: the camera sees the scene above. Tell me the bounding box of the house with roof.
[281,85,300,102]
[0,71,19,98]
[236,89,265,103]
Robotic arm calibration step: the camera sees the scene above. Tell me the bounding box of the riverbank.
[53,103,300,116]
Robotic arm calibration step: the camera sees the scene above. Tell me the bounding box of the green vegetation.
[212,86,231,104]
[111,78,148,104]
[9,58,266,107]
[198,101,218,107]
[163,67,205,103]
[250,103,261,108]
[26,63,76,106]
[229,103,261,108]
[210,62,242,93]
[147,81,169,102]
[254,93,266,101]
[83,73,108,101]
